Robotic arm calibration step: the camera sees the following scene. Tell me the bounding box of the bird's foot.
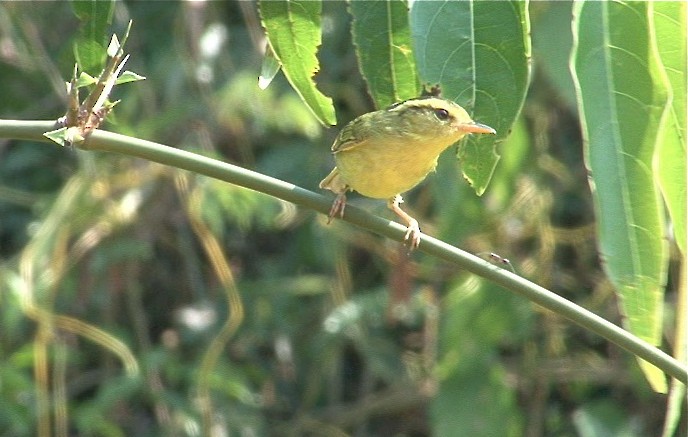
[388,195,422,250]
[403,218,421,250]
[327,193,347,224]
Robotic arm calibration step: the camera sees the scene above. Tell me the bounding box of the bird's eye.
[434,108,450,120]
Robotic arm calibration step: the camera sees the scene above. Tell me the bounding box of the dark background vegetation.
[0,2,681,436]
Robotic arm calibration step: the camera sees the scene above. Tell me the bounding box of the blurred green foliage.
[0,1,683,437]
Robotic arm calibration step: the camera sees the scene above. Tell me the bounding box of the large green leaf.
[349,0,419,108]
[652,2,686,256]
[571,1,669,392]
[651,2,686,434]
[259,0,336,126]
[410,1,531,195]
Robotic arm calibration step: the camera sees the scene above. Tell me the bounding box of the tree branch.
[1,119,685,384]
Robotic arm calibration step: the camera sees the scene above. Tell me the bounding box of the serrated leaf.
[571,1,669,392]
[411,1,531,195]
[349,0,419,108]
[259,0,336,126]
[652,2,686,256]
[115,71,146,85]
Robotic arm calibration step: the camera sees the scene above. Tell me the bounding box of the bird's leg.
[327,192,347,224]
[387,195,421,249]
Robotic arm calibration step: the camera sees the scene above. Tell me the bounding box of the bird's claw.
[403,219,421,250]
[327,193,347,224]
[388,195,422,251]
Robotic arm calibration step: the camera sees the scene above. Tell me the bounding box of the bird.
[319,96,496,249]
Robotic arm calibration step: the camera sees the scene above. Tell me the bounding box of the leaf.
[651,2,686,432]
[652,2,686,256]
[71,0,115,74]
[73,38,106,76]
[115,71,146,85]
[44,126,84,147]
[76,71,97,88]
[259,0,336,126]
[349,0,419,108]
[571,1,669,392]
[410,1,531,195]
[258,44,282,90]
[71,0,115,33]
[106,34,120,58]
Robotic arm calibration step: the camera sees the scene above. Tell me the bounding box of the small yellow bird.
[319,96,496,248]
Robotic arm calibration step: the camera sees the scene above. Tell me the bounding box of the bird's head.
[387,97,496,142]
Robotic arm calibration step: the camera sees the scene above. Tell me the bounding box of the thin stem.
[1,119,686,384]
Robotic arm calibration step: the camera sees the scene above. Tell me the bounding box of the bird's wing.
[331,116,368,153]
[318,167,348,194]
[331,126,361,152]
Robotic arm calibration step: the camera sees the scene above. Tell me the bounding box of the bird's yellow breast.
[334,134,458,199]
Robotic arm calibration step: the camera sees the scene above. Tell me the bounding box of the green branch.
[1,119,686,384]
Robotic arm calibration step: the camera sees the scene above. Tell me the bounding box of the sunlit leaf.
[76,71,97,88]
[258,44,281,90]
[652,1,686,256]
[571,1,669,392]
[115,71,146,85]
[106,34,120,58]
[651,3,686,431]
[259,0,336,126]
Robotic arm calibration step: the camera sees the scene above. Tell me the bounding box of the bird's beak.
[459,121,496,135]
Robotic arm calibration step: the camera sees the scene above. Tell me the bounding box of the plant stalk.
[1,119,686,384]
